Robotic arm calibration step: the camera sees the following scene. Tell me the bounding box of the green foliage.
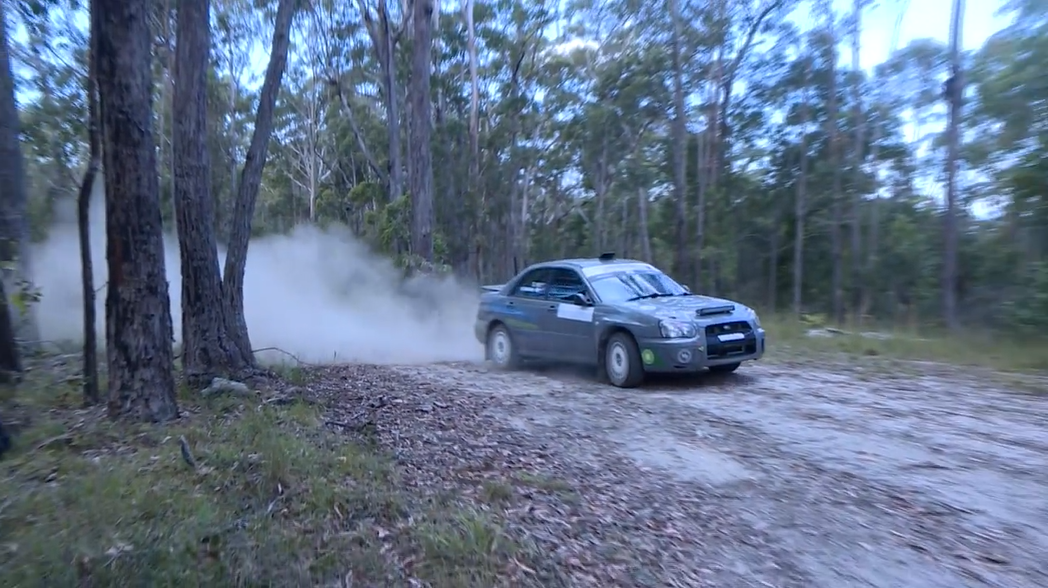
[0,361,549,587]
[376,193,411,255]
[1004,262,1048,335]
[7,0,1048,334]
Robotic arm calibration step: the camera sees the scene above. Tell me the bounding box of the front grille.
[704,321,756,359]
[706,321,753,335]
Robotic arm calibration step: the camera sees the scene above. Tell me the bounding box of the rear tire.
[486,324,520,370]
[708,362,741,374]
[604,332,644,388]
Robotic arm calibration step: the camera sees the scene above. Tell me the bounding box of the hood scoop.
[697,304,734,317]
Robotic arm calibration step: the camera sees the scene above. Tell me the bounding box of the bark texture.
[173,0,250,384]
[222,0,297,360]
[0,276,21,379]
[409,0,436,261]
[0,0,36,343]
[77,0,101,405]
[95,0,179,421]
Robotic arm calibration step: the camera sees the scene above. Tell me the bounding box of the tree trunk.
[825,15,845,324]
[174,0,250,385]
[465,0,480,272]
[793,57,812,319]
[379,6,404,203]
[222,0,297,360]
[668,0,688,279]
[409,0,436,261]
[637,187,652,263]
[465,0,479,192]
[0,0,37,344]
[861,106,884,318]
[768,204,780,311]
[849,1,866,317]
[0,273,20,382]
[78,0,102,405]
[357,0,405,202]
[95,0,179,422]
[943,0,964,329]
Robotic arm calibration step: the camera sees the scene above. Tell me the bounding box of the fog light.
[676,349,692,364]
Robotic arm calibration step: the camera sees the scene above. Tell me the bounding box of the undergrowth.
[0,354,536,587]
[762,313,1048,373]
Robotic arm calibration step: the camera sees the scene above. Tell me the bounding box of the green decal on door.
[641,349,655,365]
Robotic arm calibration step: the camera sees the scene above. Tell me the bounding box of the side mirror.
[570,292,593,306]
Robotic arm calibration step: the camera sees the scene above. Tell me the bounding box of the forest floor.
[3,344,1048,587]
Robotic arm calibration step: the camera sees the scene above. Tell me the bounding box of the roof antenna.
[598,252,616,262]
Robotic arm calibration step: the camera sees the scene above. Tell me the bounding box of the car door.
[503,268,556,358]
[542,268,598,363]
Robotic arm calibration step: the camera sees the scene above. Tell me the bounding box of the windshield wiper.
[626,293,674,301]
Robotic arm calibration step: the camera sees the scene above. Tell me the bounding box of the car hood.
[615,294,747,321]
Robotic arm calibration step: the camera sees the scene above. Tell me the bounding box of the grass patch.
[0,357,546,587]
[515,472,579,503]
[479,479,515,503]
[414,509,519,585]
[761,314,1048,373]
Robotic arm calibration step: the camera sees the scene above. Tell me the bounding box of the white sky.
[842,0,1012,68]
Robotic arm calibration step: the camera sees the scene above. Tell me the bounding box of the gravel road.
[328,357,1048,587]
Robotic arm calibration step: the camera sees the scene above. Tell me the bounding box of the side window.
[509,269,551,299]
[546,268,589,302]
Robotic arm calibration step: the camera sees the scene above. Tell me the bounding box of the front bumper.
[636,327,766,373]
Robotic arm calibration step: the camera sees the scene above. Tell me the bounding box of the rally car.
[475,253,766,387]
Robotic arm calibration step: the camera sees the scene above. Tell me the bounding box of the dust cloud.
[31,191,484,365]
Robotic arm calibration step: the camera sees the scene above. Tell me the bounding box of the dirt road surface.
[324,358,1048,587]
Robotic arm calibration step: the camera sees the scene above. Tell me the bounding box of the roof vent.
[598,252,616,262]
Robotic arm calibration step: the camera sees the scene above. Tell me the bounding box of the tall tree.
[943,0,965,329]
[667,0,688,278]
[77,0,102,405]
[0,0,36,343]
[848,0,866,316]
[222,0,298,360]
[0,276,21,382]
[408,0,436,261]
[823,7,846,323]
[794,52,813,318]
[355,0,407,203]
[95,0,179,421]
[174,0,250,383]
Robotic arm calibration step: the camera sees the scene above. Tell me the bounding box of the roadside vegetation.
[763,314,1048,374]
[1,0,1046,584]
[0,357,548,587]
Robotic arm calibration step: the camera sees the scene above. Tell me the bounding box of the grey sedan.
[474,254,766,387]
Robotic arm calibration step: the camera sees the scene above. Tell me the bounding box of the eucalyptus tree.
[95,0,178,421]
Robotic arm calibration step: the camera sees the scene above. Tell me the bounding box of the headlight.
[740,306,761,328]
[659,319,697,339]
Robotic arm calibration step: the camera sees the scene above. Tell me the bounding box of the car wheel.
[604,332,644,388]
[486,324,520,370]
[708,362,741,374]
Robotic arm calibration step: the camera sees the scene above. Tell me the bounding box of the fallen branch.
[251,346,314,366]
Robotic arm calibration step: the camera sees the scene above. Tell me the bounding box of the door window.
[546,268,590,304]
[509,268,552,299]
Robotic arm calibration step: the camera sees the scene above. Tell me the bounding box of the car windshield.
[589,269,690,303]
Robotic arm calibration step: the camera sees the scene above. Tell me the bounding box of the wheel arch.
[484,320,507,359]
[597,324,639,365]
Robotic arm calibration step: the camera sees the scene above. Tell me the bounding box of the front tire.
[708,362,741,374]
[604,332,644,388]
[486,324,520,370]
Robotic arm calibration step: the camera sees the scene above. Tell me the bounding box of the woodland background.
[3,0,1047,338]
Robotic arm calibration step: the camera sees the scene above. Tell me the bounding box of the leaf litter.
[315,356,1048,588]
